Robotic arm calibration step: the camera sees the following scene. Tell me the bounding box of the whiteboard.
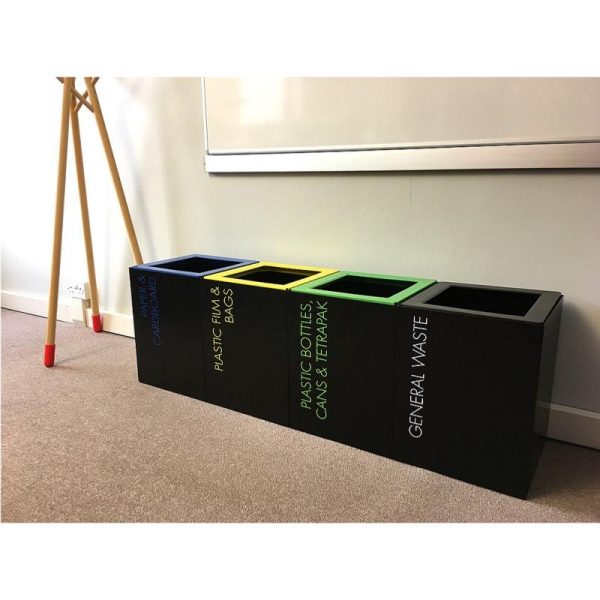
[203,78,600,172]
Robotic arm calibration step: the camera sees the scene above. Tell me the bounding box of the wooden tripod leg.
[84,77,144,265]
[44,77,74,367]
[70,93,102,333]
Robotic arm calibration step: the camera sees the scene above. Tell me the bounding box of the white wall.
[2,78,599,421]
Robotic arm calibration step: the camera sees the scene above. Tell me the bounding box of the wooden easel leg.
[44,77,74,367]
[70,93,102,333]
[84,77,144,265]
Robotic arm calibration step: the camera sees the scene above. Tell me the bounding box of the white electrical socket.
[67,282,90,300]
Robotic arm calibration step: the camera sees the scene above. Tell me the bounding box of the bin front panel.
[288,292,397,456]
[202,280,290,424]
[130,267,205,399]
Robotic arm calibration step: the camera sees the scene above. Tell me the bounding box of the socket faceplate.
[67,282,90,300]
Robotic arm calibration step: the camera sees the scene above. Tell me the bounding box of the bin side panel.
[395,307,544,498]
[288,293,396,457]
[202,281,288,425]
[129,267,205,399]
[534,297,563,437]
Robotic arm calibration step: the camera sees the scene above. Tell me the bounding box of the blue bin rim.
[130,254,257,278]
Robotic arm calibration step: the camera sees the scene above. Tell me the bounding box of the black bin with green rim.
[288,270,435,457]
[201,261,337,425]
[129,254,256,400]
[395,281,563,498]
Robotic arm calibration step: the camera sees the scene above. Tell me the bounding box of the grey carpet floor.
[1,308,598,522]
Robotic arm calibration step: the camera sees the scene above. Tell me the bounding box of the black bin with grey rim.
[394,281,563,498]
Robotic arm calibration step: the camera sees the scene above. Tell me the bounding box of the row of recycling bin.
[129,254,563,499]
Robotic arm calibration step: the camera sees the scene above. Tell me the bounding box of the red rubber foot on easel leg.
[44,344,56,367]
[92,314,103,333]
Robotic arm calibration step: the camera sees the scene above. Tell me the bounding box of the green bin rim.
[291,270,436,305]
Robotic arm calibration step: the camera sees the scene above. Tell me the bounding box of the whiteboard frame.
[202,80,600,173]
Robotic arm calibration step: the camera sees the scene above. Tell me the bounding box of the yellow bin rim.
[204,261,338,290]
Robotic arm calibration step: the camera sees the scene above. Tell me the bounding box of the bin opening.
[316,275,416,298]
[232,266,320,285]
[153,257,239,274]
[424,286,540,316]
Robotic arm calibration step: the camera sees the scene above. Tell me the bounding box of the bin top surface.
[130,254,257,278]
[204,262,338,290]
[291,271,436,305]
[402,281,563,323]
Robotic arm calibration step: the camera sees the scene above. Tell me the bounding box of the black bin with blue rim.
[129,254,256,399]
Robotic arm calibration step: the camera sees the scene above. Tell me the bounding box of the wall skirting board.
[1,289,134,337]
[543,403,600,451]
[2,289,73,324]
[1,288,598,451]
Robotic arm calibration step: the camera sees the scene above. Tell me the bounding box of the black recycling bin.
[129,254,256,399]
[288,270,435,457]
[394,281,563,498]
[201,261,337,425]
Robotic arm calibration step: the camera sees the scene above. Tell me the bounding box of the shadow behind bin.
[394,281,563,498]
[202,262,337,425]
[289,271,435,457]
[129,254,256,400]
